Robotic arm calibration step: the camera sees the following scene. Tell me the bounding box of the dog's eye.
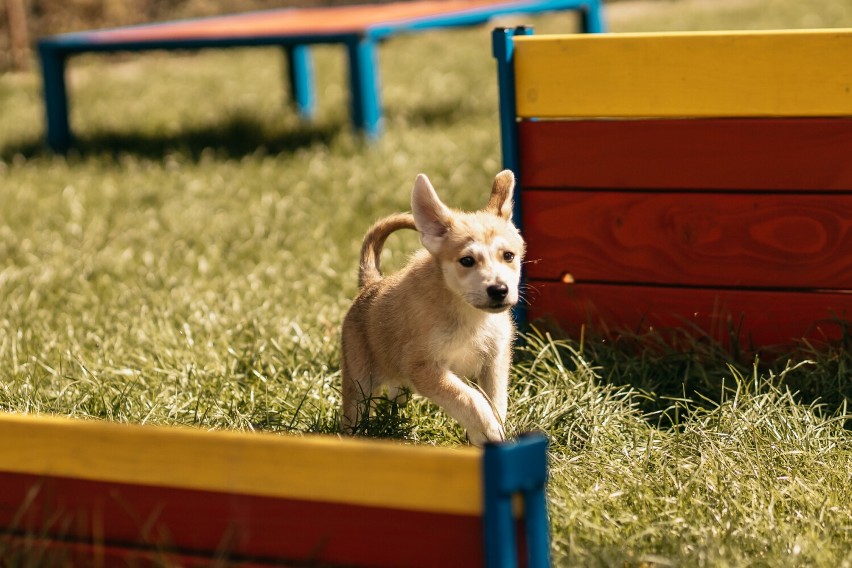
[503,251,516,262]
[459,256,476,268]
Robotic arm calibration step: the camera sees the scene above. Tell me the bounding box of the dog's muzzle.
[487,284,509,302]
[482,284,514,312]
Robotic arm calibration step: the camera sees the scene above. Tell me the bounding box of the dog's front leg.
[411,366,504,446]
[478,341,511,426]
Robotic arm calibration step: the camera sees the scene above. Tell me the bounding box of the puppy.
[340,170,525,446]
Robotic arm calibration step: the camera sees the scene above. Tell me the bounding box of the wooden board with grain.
[522,189,852,288]
[0,414,485,567]
[513,29,852,118]
[495,27,852,349]
[519,119,852,191]
[527,281,852,348]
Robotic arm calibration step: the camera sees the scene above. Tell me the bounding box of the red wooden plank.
[80,0,527,43]
[0,535,286,568]
[522,189,852,288]
[527,280,852,349]
[519,119,852,191]
[0,471,484,567]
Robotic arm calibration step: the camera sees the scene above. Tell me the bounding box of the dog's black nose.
[487,284,509,301]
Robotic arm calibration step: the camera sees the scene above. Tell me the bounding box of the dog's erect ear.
[485,170,515,221]
[412,174,452,255]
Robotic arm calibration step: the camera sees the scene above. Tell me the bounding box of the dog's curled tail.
[358,212,417,288]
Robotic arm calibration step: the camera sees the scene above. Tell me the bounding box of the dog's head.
[412,170,525,313]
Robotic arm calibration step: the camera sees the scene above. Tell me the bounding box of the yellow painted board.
[514,29,852,118]
[0,412,482,516]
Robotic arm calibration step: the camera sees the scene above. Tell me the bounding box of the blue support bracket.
[492,26,532,187]
[345,35,382,139]
[484,432,551,568]
[580,0,607,33]
[493,26,534,328]
[284,44,316,119]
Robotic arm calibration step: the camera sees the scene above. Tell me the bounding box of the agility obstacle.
[37,0,605,152]
[494,27,852,350]
[0,412,550,567]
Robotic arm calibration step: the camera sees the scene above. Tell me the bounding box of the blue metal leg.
[493,26,534,328]
[483,433,551,568]
[523,480,551,568]
[38,42,72,153]
[581,0,607,33]
[345,36,382,139]
[284,44,316,119]
[492,26,532,189]
[484,478,519,568]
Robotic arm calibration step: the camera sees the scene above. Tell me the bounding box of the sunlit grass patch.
[513,332,851,567]
[1,1,852,565]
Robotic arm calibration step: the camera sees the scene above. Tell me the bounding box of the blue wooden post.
[580,0,607,33]
[284,44,316,119]
[493,26,533,328]
[38,42,72,153]
[483,433,551,568]
[345,35,382,139]
[492,26,531,195]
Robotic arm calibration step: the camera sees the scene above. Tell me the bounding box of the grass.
[1,0,851,565]
[516,332,851,567]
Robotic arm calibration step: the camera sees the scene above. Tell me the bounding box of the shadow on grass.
[384,97,487,130]
[0,113,345,162]
[525,320,852,424]
[335,395,416,441]
[3,100,480,162]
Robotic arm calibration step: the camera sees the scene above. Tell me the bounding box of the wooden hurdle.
[0,412,550,567]
[493,27,852,351]
[37,0,606,152]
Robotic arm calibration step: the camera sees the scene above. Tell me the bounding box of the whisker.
[517,282,541,306]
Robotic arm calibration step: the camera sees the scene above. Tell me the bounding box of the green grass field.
[1,0,851,565]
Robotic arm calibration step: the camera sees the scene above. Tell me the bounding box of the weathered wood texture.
[519,119,852,191]
[2,471,480,567]
[0,414,488,567]
[513,30,852,118]
[509,30,852,348]
[68,0,593,44]
[527,282,851,349]
[522,189,852,288]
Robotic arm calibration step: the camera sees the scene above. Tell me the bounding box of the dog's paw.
[467,422,505,447]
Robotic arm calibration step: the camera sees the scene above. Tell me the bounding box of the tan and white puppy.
[340,170,525,446]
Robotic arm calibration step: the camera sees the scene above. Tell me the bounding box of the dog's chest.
[443,340,486,377]
[436,318,507,377]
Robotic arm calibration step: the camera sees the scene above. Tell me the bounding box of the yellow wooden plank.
[0,412,481,515]
[514,29,852,118]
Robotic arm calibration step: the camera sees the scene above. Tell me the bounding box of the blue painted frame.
[284,44,315,120]
[490,40,552,567]
[484,432,551,568]
[493,25,536,328]
[36,0,604,152]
